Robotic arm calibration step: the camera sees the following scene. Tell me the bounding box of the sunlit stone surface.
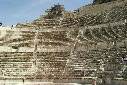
[0,0,127,85]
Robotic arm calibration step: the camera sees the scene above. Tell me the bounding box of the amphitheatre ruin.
[0,0,127,85]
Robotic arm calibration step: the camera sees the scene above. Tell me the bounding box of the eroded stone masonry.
[0,0,127,84]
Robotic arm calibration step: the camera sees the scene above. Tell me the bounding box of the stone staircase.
[0,1,127,83]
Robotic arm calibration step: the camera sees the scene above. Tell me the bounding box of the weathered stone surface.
[0,1,127,84]
[93,0,118,4]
